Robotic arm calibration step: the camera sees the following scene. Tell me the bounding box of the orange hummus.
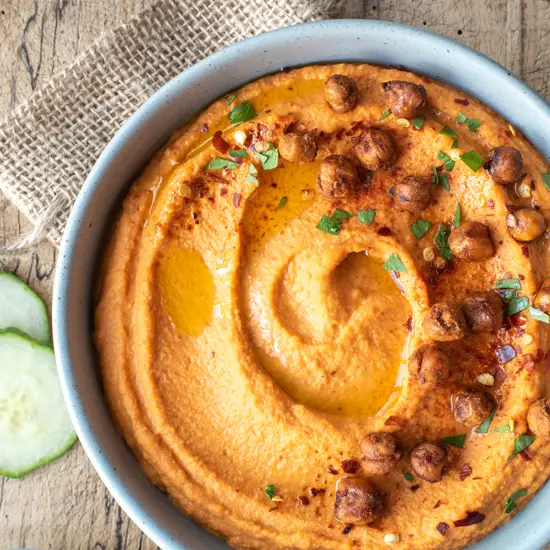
[95,63,550,549]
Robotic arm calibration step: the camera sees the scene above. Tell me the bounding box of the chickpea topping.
[334,477,385,525]
[453,390,496,426]
[527,399,550,437]
[396,118,410,128]
[534,278,550,314]
[279,132,317,163]
[324,74,358,113]
[409,345,450,387]
[423,302,466,341]
[381,80,427,119]
[254,141,271,153]
[423,247,435,262]
[477,373,495,387]
[317,155,359,198]
[461,291,504,333]
[410,443,451,483]
[354,128,396,171]
[486,146,523,185]
[508,208,546,242]
[389,175,431,212]
[449,221,494,262]
[360,432,402,476]
[384,534,401,545]
[517,182,532,198]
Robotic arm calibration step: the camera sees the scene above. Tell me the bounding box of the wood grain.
[0,1,549,548]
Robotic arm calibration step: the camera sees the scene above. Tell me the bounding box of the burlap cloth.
[0,0,341,250]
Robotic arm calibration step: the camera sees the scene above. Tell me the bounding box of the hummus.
[95,63,550,549]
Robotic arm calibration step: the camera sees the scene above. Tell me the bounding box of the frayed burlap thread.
[0,0,341,250]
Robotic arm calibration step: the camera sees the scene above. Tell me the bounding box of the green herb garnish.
[438,151,455,172]
[543,172,550,190]
[227,93,237,105]
[255,144,279,170]
[412,116,425,129]
[476,407,496,434]
[457,111,482,133]
[441,434,467,449]
[265,484,277,499]
[504,489,528,514]
[357,209,376,225]
[316,209,352,236]
[507,296,529,315]
[432,167,440,185]
[440,172,450,191]
[229,149,248,158]
[439,126,459,148]
[453,203,461,227]
[205,158,239,171]
[530,306,550,323]
[494,425,512,433]
[402,469,414,482]
[363,171,373,185]
[383,253,406,273]
[508,434,535,460]
[494,278,521,290]
[379,108,391,120]
[434,223,454,261]
[410,219,432,239]
[460,150,484,172]
[229,102,256,124]
[247,163,258,184]
[276,196,288,210]
[500,289,518,301]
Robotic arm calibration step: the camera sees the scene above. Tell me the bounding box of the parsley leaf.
[316,209,352,236]
[227,93,237,105]
[412,116,425,129]
[229,102,256,124]
[276,196,288,210]
[438,151,455,171]
[255,144,279,170]
[543,172,550,190]
[507,296,529,315]
[453,202,461,227]
[205,158,239,171]
[500,289,518,301]
[432,167,440,185]
[383,253,406,273]
[508,434,535,460]
[494,278,521,290]
[434,223,454,261]
[457,111,482,132]
[530,306,550,323]
[440,173,450,191]
[441,434,467,448]
[410,218,432,239]
[357,209,376,225]
[460,150,484,172]
[379,108,391,120]
[494,425,512,433]
[402,469,414,482]
[439,126,459,148]
[264,484,277,500]
[476,407,496,434]
[247,163,258,184]
[229,149,248,158]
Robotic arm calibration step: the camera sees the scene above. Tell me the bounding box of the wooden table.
[1,1,549,548]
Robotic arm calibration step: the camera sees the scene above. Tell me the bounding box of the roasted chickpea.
[423,303,467,341]
[279,132,317,163]
[324,74,358,113]
[381,80,427,119]
[360,433,402,476]
[410,443,451,483]
[449,222,494,261]
[453,390,496,426]
[461,291,504,333]
[334,477,385,525]
[534,278,550,314]
[389,175,431,211]
[486,146,523,185]
[317,155,359,198]
[508,208,546,242]
[527,399,550,437]
[408,345,450,387]
[354,128,395,171]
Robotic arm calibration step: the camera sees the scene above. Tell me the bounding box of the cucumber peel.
[0,330,77,478]
[0,272,50,344]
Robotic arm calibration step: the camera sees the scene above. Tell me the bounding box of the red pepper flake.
[297,496,310,506]
[212,131,231,154]
[342,525,354,535]
[522,246,530,258]
[433,500,442,509]
[507,312,527,328]
[454,98,470,106]
[385,415,405,427]
[206,173,228,185]
[341,460,360,474]
[327,524,334,529]
[335,127,346,140]
[233,193,242,208]
[453,511,486,527]
[405,316,413,333]
[220,188,228,196]
[487,199,495,208]
[310,488,326,497]
[497,345,516,364]
[410,484,420,492]
[520,449,533,461]
[459,464,473,481]
[437,522,450,536]
[378,226,392,236]
[326,467,339,475]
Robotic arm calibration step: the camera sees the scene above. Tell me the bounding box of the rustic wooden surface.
[1,0,550,548]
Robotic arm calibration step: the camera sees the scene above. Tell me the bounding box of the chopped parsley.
[439,126,459,148]
[453,202,461,227]
[379,108,392,120]
[441,434,467,449]
[543,172,550,190]
[316,209,352,236]
[205,158,239,171]
[229,102,256,124]
[494,278,521,290]
[247,163,258,184]
[440,172,450,191]
[434,223,454,261]
[504,489,528,514]
[276,196,288,210]
[530,306,550,323]
[383,253,406,273]
[500,289,518,301]
[507,296,529,315]
[508,434,535,460]
[255,144,279,170]
[476,407,496,434]
[412,116,425,129]
[227,93,237,105]
[410,218,432,239]
[265,484,277,499]
[357,209,376,225]
[432,167,440,185]
[457,111,482,133]
[494,424,512,433]
[363,171,373,185]
[460,150,484,172]
[228,149,248,158]
[402,469,414,482]
[438,151,455,172]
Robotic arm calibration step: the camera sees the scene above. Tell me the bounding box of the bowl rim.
[53,18,550,550]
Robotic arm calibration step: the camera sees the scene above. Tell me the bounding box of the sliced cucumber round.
[0,272,50,344]
[0,330,77,478]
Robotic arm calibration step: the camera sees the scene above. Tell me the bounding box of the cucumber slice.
[0,330,77,478]
[0,272,50,344]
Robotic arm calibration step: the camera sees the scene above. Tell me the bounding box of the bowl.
[52,19,550,550]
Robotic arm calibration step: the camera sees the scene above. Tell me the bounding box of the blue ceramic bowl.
[53,20,550,550]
